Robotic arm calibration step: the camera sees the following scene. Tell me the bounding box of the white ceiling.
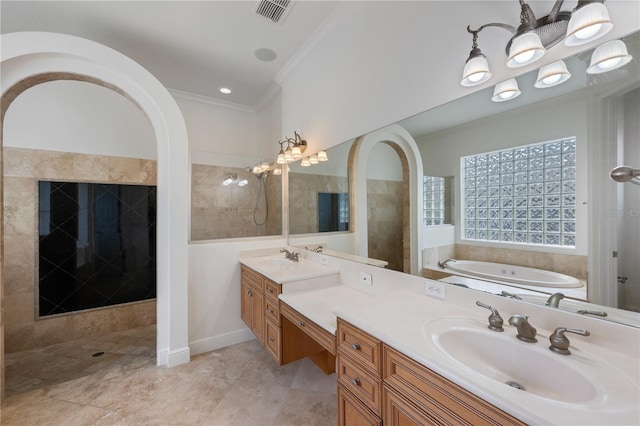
[1,0,340,108]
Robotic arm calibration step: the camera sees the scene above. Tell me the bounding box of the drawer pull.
[350,343,360,350]
[298,321,305,327]
[351,378,361,386]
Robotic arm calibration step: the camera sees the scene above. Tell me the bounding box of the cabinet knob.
[247,290,252,296]
[351,378,360,386]
[268,288,274,293]
[269,337,274,342]
[269,309,274,314]
[298,321,305,327]
[350,343,360,350]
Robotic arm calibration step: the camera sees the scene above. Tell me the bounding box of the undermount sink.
[257,257,294,268]
[422,318,636,407]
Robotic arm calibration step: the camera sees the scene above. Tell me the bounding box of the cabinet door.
[241,282,253,329]
[252,289,265,344]
[383,385,439,426]
[338,384,382,426]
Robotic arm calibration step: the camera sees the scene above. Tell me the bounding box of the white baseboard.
[167,346,191,367]
[189,328,256,356]
[157,349,169,366]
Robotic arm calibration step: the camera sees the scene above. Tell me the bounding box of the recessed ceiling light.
[254,48,277,62]
[219,87,232,94]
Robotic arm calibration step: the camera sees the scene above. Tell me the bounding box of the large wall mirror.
[288,31,640,327]
[191,152,282,241]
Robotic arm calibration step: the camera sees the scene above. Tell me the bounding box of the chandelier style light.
[461,0,614,86]
[275,131,328,167]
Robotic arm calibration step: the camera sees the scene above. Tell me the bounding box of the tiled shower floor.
[2,327,338,425]
[4,324,157,397]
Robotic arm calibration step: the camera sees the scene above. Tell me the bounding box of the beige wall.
[368,179,403,271]
[3,147,156,353]
[191,164,282,240]
[289,173,348,235]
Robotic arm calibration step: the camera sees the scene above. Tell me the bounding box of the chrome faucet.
[280,248,299,262]
[549,327,590,355]
[476,301,504,332]
[437,258,457,269]
[508,315,537,343]
[545,292,565,308]
[304,245,323,253]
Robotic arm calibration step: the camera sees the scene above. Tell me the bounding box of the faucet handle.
[549,327,590,355]
[475,301,504,332]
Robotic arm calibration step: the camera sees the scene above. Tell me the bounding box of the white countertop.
[240,254,340,284]
[333,289,640,426]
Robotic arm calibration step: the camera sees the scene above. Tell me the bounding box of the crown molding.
[254,82,282,113]
[274,1,359,86]
[168,88,254,113]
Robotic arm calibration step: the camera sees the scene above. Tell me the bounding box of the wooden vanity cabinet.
[240,265,265,344]
[241,264,283,363]
[337,318,526,426]
[336,318,383,425]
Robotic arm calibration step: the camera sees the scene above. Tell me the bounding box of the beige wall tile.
[3,292,35,326]
[3,147,34,177]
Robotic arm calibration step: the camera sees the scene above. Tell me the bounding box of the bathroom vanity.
[240,249,640,425]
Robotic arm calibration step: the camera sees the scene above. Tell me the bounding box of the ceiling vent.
[254,0,292,24]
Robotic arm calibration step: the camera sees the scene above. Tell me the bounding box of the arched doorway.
[349,124,423,275]
[1,31,190,399]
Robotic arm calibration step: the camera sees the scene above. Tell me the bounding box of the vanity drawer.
[338,352,382,416]
[241,265,264,292]
[264,278,281,300]
[265,319,281,363]
[383,345,526,426]
[264,297,281,326]
[281,302,336,355]
[337,318,382,375]
[338,384,382,426]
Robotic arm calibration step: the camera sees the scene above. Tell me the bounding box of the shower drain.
[505,381,525,391]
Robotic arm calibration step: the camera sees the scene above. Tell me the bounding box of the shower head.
[610,165,640,184]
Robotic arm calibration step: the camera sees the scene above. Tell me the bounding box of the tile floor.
[2,326,338,425]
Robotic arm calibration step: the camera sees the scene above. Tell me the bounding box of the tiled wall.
[3,147,156,353]
[368,179,404,271]
[289,173,348,235]
[191,164,282,240]
[422,243,587,281]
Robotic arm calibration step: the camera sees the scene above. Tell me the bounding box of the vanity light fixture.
[460,28,492,86]
[564,1,613,47]
[300,157,311,167]
[276,131,307,164]
[461,0,614,84]
[317,150,328,162]
[535,60,572,88]
[586,39,633,74]
[491,78,522,102]
[309,154,319,164]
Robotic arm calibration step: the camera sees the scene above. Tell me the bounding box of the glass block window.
[424,176,445,226]
[462,138,576,247]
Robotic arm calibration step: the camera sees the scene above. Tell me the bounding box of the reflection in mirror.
[423,176,454,226]
[289,141,352,235]
[294,31,639,326]
[191,152,282,240]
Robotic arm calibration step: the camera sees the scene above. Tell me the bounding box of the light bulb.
[500,90,516,100]
[223,178,233,186]
[598,56,623,70]
[542,74,562,85]
[317,151,328,162]
[514,49,535,64]
[574,23,602,41]
[291,146,302,160]
[238,180,248,187]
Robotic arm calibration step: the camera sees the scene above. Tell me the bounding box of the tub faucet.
[508,315,537,343]
[545,292,565,308]
[437,258,457,269]
[280,248,299,262]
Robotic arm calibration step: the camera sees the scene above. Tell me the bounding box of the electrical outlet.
[319,255,328,266]
[425,280,446,300]
[360,272,373,286]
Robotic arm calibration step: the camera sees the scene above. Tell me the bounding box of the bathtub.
[442,260,583,288]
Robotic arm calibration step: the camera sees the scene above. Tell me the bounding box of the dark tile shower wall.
[38,182,156,316]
